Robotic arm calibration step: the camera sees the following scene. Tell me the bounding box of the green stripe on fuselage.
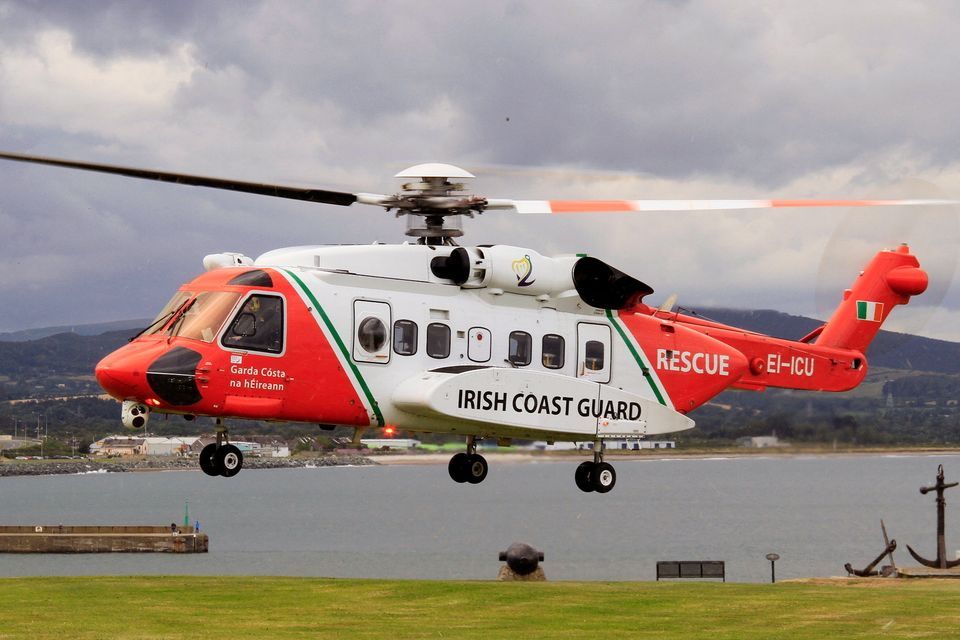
[282,269,385,427]
[606,309,668,406]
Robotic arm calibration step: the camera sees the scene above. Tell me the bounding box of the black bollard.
[498,542,545,581]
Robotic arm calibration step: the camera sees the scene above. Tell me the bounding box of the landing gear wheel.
[465,454,488,484]
[575,461,595,493]
[592,462,616,493]
[199,443,219,477]
[448,452,470,483]
[216,444,244,478]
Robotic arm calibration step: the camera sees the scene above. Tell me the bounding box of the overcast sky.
[2,0,960,342]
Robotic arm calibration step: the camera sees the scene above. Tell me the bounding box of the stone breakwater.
[0,455,376,477]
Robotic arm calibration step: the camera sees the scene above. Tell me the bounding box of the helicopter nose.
[95,350,148,400]
[97,345,204,407]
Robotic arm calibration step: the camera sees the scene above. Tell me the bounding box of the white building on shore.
[360,438,421,451]
[91,436,199,457]
[737,435,787,448]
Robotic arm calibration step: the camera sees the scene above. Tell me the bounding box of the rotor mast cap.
[391,164,479,245]
[395,163,474,179]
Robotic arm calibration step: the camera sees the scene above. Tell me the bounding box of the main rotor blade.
[0,151,360,207]
[486,198,960,214]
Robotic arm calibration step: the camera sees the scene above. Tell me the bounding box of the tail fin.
[815,244,927,352]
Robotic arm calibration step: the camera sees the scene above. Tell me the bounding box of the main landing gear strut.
[199,419,244,478]
[448,435,488,484]
[575,441,616,493]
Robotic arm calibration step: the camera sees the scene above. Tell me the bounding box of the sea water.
[0,454,953,583]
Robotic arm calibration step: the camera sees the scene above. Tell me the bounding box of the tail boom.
[657,244,926,395]
[662,317,869,393]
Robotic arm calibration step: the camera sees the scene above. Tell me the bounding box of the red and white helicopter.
[0,151,951,492]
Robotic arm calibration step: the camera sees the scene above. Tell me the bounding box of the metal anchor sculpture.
[844,519,897,577]
[845,539,897,577]
[906,464,960,569]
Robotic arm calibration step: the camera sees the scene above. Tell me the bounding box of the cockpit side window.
[221,294,285,354]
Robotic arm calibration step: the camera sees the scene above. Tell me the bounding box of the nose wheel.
[574,442,616,493]
[199,420,244,477]
[448,436,488,484]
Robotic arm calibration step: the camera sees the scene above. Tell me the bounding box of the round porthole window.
[358,317,387,352]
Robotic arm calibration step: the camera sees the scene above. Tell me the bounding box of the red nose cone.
[95,350,146,400]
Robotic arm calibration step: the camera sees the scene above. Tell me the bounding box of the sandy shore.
[4,447,959,475]
[0,454,375,477]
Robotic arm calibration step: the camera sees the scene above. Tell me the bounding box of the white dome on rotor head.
[395,163,474,179]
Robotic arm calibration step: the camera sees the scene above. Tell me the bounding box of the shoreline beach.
[2,446,959,477]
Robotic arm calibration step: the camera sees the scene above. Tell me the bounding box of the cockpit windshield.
[168,291,242,343]
[144,291,193,337]
[143,290,241,342]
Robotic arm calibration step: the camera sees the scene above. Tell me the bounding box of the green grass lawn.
[0,576,958,639]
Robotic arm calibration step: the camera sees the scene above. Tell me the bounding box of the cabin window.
[221,294,284,353]
[393,320,418,356]
[577,323,611,383]
[508,331,532,366]
[357,317,388,353]
[584,339,604,371]
[542,334,565,369]
[426,323,451,359]
[353,300,391,364]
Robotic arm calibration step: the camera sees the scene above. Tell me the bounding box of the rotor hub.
[390,164,487,245]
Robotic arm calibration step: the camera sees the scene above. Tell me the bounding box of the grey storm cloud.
[0,1,224,55]
[1,0,960,338]
[9,0,960,181]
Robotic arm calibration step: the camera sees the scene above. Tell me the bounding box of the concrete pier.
[0,525,208,553]
[897,566,960,579]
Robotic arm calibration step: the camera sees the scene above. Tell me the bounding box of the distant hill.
[0,319,150,342]
[0,330,131,379]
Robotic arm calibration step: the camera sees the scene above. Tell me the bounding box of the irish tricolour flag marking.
[856,300,884,322]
